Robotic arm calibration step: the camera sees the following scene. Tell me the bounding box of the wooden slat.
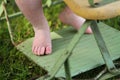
[17,22,120,78]
[91,21,116,72]
[46,21,91,80]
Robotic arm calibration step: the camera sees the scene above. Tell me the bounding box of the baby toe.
[37,47,41,55]
[39,47,45,55]
[85,27,92,34]
[45,46,52,54]
[32,46,37,55]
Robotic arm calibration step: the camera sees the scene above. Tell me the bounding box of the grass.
[0,0,120,80]
[0,1,65,80]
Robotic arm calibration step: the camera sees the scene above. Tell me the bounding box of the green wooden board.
[17,22,120,78]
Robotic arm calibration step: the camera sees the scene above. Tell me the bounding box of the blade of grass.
[0,0,7,17]
[0,2,4,17]
[2,1,15,45]
[0,12,22,21]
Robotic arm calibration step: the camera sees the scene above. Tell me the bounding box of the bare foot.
[59,7,92,34]
[15,0,52,55]
[32,28,52,56]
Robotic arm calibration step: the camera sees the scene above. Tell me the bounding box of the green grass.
[0,1,65,80]
[0,0,120,80]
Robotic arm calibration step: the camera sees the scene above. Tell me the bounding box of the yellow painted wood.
[17,22,120,78]
[63,0,120,20]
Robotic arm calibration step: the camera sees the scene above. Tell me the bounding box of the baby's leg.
[15,0,52,55]
[59,7,92,33]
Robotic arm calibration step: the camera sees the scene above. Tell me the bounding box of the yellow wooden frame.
[64,0,120,20]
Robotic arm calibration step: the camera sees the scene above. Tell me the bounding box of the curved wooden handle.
[63,0,120,20]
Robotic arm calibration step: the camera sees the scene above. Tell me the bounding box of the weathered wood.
[17,22,120,79]
[39,21,91,80]
[64,59,72,80]
[99,68,120,80]
[90,21,116,72]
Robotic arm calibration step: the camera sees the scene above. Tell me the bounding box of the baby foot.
[59,7,92,34]
[15,0,52,55]
[32,29,52,56]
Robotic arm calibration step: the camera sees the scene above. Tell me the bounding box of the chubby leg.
[15,0,52,55]
[59,7,92,33]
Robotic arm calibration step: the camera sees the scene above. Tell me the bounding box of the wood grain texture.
[17,22,120,77]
